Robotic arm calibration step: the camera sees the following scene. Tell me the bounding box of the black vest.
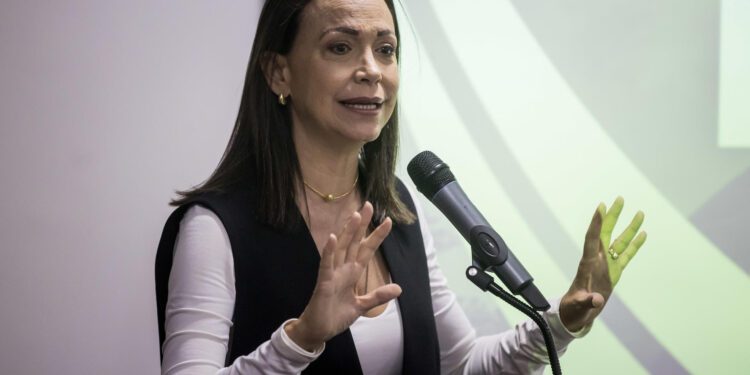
[155,178,441,374]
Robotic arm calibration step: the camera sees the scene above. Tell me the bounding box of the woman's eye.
[378,45,396,57]
[329,43,351,55]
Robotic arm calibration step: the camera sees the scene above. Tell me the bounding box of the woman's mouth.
[341,102,382,110]
[339,98,384,115]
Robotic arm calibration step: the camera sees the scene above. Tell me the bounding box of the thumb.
[580,292,605,308]
[358,284,402,312]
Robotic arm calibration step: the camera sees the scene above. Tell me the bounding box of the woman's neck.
[293,123,362,200]
[293,121,365,237]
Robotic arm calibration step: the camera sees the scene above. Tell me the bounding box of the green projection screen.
[394,1,750,374]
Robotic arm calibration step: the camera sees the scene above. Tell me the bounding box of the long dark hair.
[172,0,415,230]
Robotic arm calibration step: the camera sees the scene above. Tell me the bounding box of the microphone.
[408,151,550,310]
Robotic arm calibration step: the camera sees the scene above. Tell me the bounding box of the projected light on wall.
[719,0,750,148]
[394,1,750,374]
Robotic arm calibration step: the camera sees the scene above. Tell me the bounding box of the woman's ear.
[261,52,291,97]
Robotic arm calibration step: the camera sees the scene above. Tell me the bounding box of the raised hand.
[559,197,647,332]
[284,202,401,351]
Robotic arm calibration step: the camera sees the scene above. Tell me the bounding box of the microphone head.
[407,151,456,199]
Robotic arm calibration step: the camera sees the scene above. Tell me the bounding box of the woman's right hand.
[284,201,401,352]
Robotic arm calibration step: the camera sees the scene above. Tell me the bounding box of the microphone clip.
[469,225,509,270]
[468,225,550,311]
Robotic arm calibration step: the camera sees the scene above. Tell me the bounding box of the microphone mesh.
[407,151,456,199]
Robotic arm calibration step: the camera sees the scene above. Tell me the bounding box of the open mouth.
[340,102,382,110]
[339,98,384,111]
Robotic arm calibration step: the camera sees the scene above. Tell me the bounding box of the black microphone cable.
[466,266,562,375]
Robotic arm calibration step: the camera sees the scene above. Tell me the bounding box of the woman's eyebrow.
[319,27,393,40]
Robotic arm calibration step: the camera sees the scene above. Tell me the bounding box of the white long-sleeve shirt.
[161,188,590,375]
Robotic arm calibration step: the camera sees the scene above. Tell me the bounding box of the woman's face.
[282,0,398,147]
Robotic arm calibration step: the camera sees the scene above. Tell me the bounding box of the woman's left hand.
[559,197,647,332]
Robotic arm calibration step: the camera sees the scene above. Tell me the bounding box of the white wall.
[0,1,260,373]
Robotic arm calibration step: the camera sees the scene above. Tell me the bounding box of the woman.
[155,0,647,374]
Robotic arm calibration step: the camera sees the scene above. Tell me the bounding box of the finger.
[357,217,392,265]
[357,283,402,312]
[616,231,647,268]
[344,209,369,265]
[581,292,604,309]
[584,205,604,258]
[359,201,374,227]
[601,196,624,238]
[600,196,624,247]
[318,234,337,279]
[335,212,361,269]
[611,210,644,254]
[575,291,605,309]
[346,202,374,264]
[589,292,605,308]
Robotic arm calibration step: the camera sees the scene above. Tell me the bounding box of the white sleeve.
[404,185,591,375]
[161,205,324,375]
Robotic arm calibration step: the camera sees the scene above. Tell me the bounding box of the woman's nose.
[354,51,382,84]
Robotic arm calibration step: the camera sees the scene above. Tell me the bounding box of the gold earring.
[278,93,286,106]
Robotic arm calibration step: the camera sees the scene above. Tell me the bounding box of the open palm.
[285,202,402,351]
[560,197,647,332]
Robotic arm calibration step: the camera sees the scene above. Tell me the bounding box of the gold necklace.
[303,175,359,202]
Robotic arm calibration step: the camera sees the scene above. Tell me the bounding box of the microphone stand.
[465,226,563,375]
[465,266,562,375]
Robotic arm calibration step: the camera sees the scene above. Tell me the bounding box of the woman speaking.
[155,0,647,374]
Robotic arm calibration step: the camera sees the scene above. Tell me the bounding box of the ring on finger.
[608,245,619,260]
